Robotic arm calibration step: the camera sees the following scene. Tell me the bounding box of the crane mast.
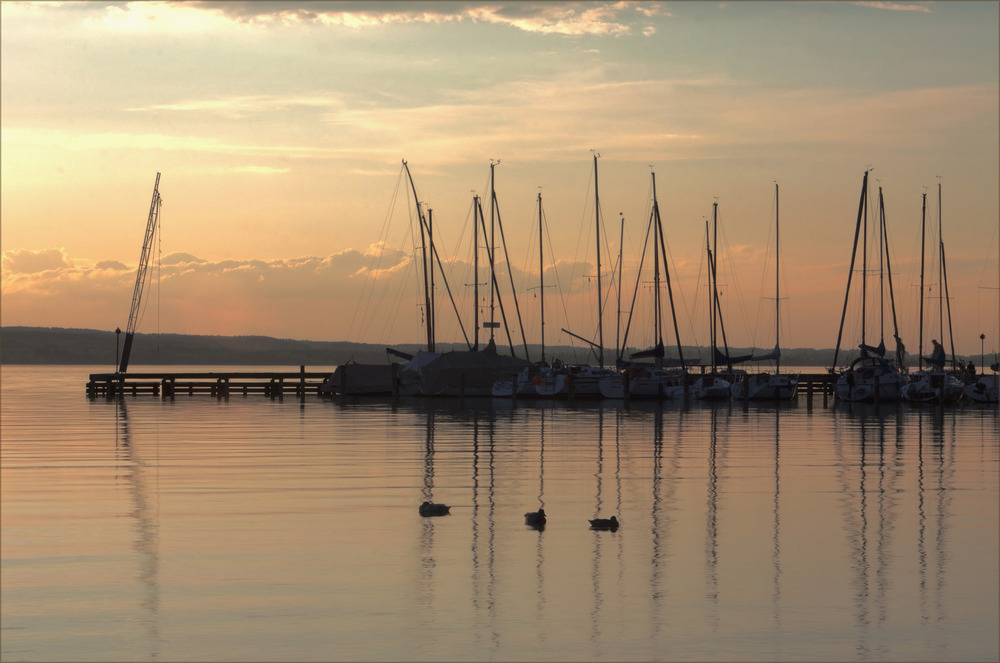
[117,172,162,374]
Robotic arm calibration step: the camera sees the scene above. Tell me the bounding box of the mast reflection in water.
[1,366,996,662]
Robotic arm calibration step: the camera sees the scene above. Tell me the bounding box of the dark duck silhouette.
[589,516,619,530]
[419,501,451,517]
[524,508,546,528]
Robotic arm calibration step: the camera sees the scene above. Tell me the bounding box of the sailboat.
[332,161,529,398]
[831,171,906,403]
[731,183,799,400]
[963,357,999,403]
[492,191,569,398]
[901,182,964,404]
[600,170,689,399]
[403,168,531,397]
[693,201,736,400]
[560,153,618,397]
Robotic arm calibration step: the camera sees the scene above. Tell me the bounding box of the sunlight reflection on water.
[1,366,997,662]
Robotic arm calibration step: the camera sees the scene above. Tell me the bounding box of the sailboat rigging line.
[655,184,685,367]
[476,197,518,356]
[416,202,433,350]
[832,171,869,371]
[752,187,779,355]
[620,200,655,362]
[615,213,624,364]
[349,167,404,343]
[709,247,737,370]
[715,209,752,354]
[938,183,958,368]
[491,188,530,360]
[942,244,957,368]
[403,160,434,350]
[402,161,470,348]
[542,211,573,344]
[878,187,903,367]
[429,202,472,349]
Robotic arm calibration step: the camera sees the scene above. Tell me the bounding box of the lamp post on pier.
[115,327,121,373]
[981,333,986,376]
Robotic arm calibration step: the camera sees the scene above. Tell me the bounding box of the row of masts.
[404,156,789,373]
[832,171,958,373]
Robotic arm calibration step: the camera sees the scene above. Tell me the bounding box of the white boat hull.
[901,370,965,404]
[963,375,999,403]
[694,375,731,400]
[731,373,799,401]
[835,359,904,402]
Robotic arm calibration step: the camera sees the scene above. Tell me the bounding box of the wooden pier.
[86,367,332,398]
[87,368,836,401]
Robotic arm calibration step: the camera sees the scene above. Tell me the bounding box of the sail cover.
[631,342,665,359]
[750,344,781,362]
[714,347,754,366]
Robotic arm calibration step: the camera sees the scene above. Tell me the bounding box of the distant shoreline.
[0,325,981,368]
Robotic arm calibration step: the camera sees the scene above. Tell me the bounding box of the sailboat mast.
[878,186,886,343]
[775,182,781,373]
[616,213,624,364]
[712,201,720,372]
[657,187,685,368]
[118,172,162,375]
[919,191,926,371]
[538,191,545,363]
[937,181,944,350]
[594,153,604,368]
[402,160,433,351]
[652,173,663,350]
[402,160,468,348]
[831,171,869,371]
[428,208,436,352]
[473,194,480,350]
[706,220,714,373]
[489,162,498,343]
[416,201,433,352]
[880,188,902,366]
[939,181,957,366]
[862,180,869,349]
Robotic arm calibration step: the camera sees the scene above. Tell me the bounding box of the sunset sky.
[2,1,998,360]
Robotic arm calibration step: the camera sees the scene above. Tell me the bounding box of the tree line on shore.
[0,326,966,369]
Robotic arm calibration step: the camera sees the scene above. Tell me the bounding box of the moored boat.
[730,183,799,401]
[831,171,906,403]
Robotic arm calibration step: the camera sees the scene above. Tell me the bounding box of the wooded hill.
[1,325,897,368]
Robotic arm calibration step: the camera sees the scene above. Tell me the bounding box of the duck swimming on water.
[524,508,546,528]
[419,501,451,517]
[589,516,619,530]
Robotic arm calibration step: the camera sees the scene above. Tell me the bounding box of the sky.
[2,1,998,360]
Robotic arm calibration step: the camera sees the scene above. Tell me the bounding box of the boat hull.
[835,358,904,402]
[963,374,999,403]
[694,375,731,400]
[731,373,799,401]
[901,370,965,404]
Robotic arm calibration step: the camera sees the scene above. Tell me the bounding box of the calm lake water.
[1,365,997,662]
